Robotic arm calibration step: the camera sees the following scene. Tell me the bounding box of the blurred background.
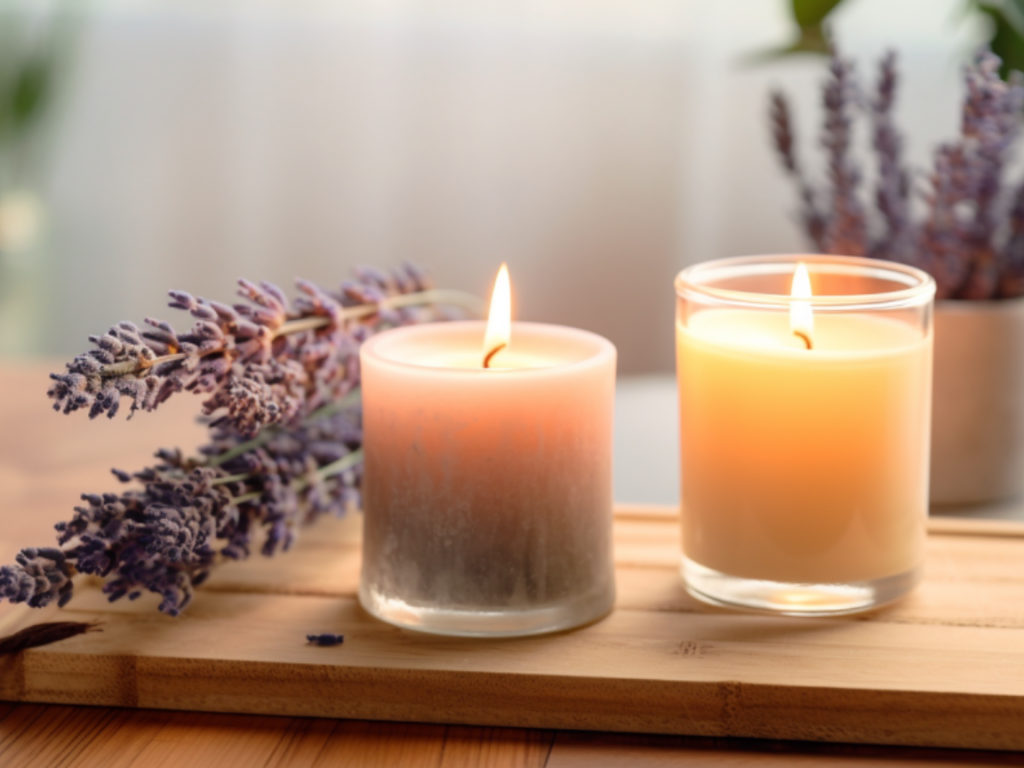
[0,0,992,374]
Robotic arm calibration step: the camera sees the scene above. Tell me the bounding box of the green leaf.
[791,0,844,28]
[740,0,838,65]
[740,21,832,66]
[10,60,52,129]
[977,2,1024,78]
[1005,0,1024,33]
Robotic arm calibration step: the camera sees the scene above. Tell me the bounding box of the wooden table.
[1,362,1022,767]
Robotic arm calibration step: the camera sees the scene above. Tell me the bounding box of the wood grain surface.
[3,362,1024,766]
[3,509,1024,751]
[7,704,1024,768]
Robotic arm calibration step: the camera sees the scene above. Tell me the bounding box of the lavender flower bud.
[22,265,473,615]
[307,633,344,646]
[769,46,1024,299]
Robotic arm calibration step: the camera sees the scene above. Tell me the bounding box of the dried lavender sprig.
[999,181,1024,296]
[0,413,365,615]
[918,53,1024,298]
[0,547,74,608]
[769,90,828,250]
[869,50,915,265]
[819,52,866,256]
[919,143,972,299]
[770,47,1024,300]
[5,264,472,615]
[48,266,481,436]
[204,388,360,468]
[958,54,1024,298]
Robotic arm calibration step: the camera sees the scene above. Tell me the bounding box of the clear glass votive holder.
[675,255,935,615]
[358,321,617,637]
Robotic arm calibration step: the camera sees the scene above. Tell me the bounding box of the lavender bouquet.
[0,266,480,617]
[770,48,1024,300]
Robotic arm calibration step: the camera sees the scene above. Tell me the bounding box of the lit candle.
[359,265,617,636]
[675,255,935,615]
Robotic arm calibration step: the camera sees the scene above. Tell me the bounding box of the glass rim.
[675,254,936,309]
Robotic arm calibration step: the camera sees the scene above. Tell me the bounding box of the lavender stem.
[97,289,482,380]
[205,388,361,468]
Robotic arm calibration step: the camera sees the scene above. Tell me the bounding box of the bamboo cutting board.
[1,506,1023,752]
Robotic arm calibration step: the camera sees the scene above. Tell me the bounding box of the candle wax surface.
[677,309,931,584]
[389,348,561,370]
[367,323,599,371]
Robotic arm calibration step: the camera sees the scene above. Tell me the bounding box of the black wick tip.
[483,343,507,368]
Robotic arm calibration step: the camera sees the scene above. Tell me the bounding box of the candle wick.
[793,331,813,350]
[483,343,507,368]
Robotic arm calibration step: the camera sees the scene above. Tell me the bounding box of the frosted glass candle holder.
[675,255,935,616]
[358,321,617,637]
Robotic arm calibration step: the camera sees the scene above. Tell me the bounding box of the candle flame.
[790,262,813,349]
[483,263,511,367]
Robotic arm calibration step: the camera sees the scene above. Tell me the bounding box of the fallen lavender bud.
[306,633,345,646]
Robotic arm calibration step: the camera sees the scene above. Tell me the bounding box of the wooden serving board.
[1,506,1024,752]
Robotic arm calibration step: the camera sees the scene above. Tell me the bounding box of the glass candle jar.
[358,321,617,637]
[675,255,935,615]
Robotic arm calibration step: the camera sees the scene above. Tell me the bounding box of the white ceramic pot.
[931,298,1024,505]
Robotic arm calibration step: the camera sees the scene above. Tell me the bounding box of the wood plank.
[2,507,1024,750]
[0,703,50,763]
[158,514,1024,631]
[438,726,554,768]
[126,711,295,768]
[263,717,339,768]
[5,363,1024,752]
[2,577,1024,750]
[6,512,1024,753]
[58,708,169,768]
[3,708,1021,768]
[926,516,1024,537]
[0,701,18,724]
[311,721,446,768]
[0,706,122,768]
[149,512,1024,630]
[546,732,1024,767]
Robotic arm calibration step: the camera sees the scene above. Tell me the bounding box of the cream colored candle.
[675,256,935,615]
[359,309,616,636]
